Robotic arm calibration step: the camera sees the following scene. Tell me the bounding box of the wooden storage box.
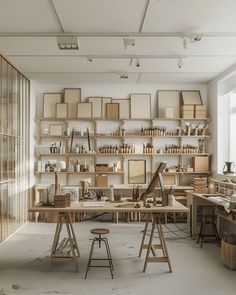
[181,105,194,111]
[96,175,109,187]
[195,105,207,111]
[195,111,207,118]
[192,156,209,172]
[95,165,113,172]
[54,193,71,208]
[181,111,194,119]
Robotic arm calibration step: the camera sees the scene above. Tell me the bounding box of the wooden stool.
[197,214,221,248]
[85,228,114,279]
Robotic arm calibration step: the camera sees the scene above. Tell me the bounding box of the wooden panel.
[106,103,119,119]
[43,93,61,118]
[157,91,180,118]
[77,102,92,118]
[88,97,102,118]
[102,97,112,118]
[64,88,81,118]
[112,99,130,119]
[130,93,151,119]
[56,103,68,118]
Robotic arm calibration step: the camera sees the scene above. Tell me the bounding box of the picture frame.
[112,99,130,119]
[64,88,81,118]
[77,102,92,118]
[106,103,119,119]
[163,175,177,186]
[181,90,202,105]
[102,97,112,118]
[43,93,61,118]
[56,103,68,118]
[128,160,146,184]
[130,93,151,119]
[157,90,180,118]
[165,106,174,118]
[49,124,63,136]
[88,97,102,118]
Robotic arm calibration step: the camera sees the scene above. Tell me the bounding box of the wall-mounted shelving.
[35,116,211,187]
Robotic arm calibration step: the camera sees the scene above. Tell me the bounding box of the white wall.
[208,63,236,175]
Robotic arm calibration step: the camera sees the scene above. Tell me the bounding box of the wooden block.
[192,156,209,172]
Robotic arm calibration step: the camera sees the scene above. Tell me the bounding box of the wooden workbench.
[29,200,189,273]
[187,192,236,236]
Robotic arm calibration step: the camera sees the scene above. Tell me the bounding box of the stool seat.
[90,228,110,235]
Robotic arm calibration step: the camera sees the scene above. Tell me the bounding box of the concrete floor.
[0,221,235,295]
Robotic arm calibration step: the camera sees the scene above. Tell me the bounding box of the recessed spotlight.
[120,74,128,81]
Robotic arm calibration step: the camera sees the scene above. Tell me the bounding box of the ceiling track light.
[123,37,135,50]
[181,33,202,49]
[178,57,184,69]
[120,73,128,81]
[57,36,79,50]
[136,58,140,68]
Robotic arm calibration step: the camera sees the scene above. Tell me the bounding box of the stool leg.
[85,239,96,279]
[197,219,204,244]
[200,220,207,248]
[212,222,221,247]
[104,237,114,271]
[103,239,114,279]
[99,234,102,248]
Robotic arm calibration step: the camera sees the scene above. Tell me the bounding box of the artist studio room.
[0,0,236,294]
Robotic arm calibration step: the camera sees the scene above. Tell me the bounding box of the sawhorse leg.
[50,212,80,272]
[139,213,172,273]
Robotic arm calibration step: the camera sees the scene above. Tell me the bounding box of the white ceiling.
[0,0,236,84]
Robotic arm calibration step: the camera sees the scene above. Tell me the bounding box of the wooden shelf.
[35,171,125,175]
[161,171,212,175]
[36,117,210,122]
[35,115,211,188]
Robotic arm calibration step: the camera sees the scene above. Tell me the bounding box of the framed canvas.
[102,97,112,118]
[56,103,68,118]
[49,124,63,136]
[181,90,202,105]
[88,97,102,118]
[64,88,81,118]
[165,106,174,118]
[43,93,61,118]
[106,103,119,119]
[77,102,92,118]
[130,93,151,119]
[163,175,177,186]
[157,91,180,118]
[112,99,130,119]
[128,160,146,184]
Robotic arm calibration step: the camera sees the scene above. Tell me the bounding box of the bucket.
[221,235,236,270]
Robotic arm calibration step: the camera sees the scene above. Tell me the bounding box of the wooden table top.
[29,200,189,214]
[191,192,236,213]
